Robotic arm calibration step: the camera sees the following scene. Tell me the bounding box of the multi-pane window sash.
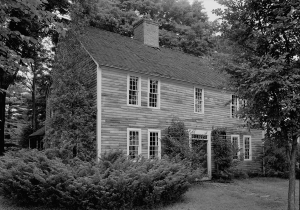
[129,76,139,105]
[129,130,139,159]
[149,80,159,108]
[195,88,203,113]
[244,136,251,160]
[149,131,159,159]
[231,95,239,118]
[231,135,239,159]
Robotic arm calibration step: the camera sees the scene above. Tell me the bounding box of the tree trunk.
[32,71,37,131]
[287,137,297,210]
[0,91,6,156]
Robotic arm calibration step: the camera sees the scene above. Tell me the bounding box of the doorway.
[189,130,212,180]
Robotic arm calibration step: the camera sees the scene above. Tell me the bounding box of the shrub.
[212,129,235,172]
[0,149,191,209]
[161,118,207,170]
[19,125,34,148]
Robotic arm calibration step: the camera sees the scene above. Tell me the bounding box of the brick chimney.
[133,19,159,48]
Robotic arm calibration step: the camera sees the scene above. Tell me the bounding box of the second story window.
[231,95,239,118]
[128,75,140,106]
[194,87,204,113]
[148,79,160,108]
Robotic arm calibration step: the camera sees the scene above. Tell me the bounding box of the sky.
[188,0,225,21]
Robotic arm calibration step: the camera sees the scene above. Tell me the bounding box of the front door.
[190,130,212,180]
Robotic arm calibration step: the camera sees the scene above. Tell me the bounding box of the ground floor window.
[148,129,161,159]
[127,128,141,159]
[243,135,252,160]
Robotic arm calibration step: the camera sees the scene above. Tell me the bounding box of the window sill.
[127,104,141,107]
[194,111,204,115]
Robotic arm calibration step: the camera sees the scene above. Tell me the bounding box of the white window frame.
[127,128,142,158]
[127,75,141,107]
[194,87,204,114]
[231,135,240,159]
[230,95,240,118]
[243,135,252,160]
[147,78,160,109]
[148,129,161,159]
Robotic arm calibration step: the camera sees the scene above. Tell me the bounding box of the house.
[47,19,263,179]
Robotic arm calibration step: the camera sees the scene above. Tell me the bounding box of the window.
[231,135,240,159]
[243,135,252,160]
[128,75,141,106]
[148,79,160,108]
[148,130,161,159]
[127,128,141,158]
[194,87,204,113]
[231,95,239,118]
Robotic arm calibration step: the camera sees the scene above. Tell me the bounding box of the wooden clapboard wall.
[100,66,263,172]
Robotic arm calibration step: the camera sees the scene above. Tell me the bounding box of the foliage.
[161,118,206,171]
[161,118,190,159]
[0,0,69,155]
[19,125,33,148]
[0,149,191,209]
[263,138,289,175]
[212,129,233,172]
[78,0,217,56]
[45,34,97,162]
[215,1,300,208]
[211,128,243,182]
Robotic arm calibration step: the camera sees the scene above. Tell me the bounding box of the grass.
[160,177,299,210]
[0,177,298,210]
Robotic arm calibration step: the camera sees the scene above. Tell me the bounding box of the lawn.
[0,177,298,210]
[161,177,299,210]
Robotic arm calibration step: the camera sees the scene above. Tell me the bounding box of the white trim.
[243,135,252,160]
[231,135,240,159]
[127,74,141,107]
[189,129,211,180]
[194,87,204,114]
[148,129,161,159]
[96,65,102,161]
[127,128,142,157]
[147,78,160,109]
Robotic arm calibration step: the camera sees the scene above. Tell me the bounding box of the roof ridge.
[86,26,208,61]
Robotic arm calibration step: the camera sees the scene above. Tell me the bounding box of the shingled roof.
[80,27,228,89]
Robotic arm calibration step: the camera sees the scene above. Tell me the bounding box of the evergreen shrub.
[0,149,190,209]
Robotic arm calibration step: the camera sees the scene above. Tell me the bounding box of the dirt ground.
[0,177,299,210]
[161,177,299,210]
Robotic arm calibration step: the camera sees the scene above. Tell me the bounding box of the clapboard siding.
[100,66,263,172]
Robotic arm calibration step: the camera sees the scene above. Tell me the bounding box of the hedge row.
[0,149,191,209]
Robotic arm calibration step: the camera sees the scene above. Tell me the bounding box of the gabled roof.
[80,27,228,89]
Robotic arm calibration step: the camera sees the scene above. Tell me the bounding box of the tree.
[214,1,300,209]
[88,0,216,56]
[0,0,68,155]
